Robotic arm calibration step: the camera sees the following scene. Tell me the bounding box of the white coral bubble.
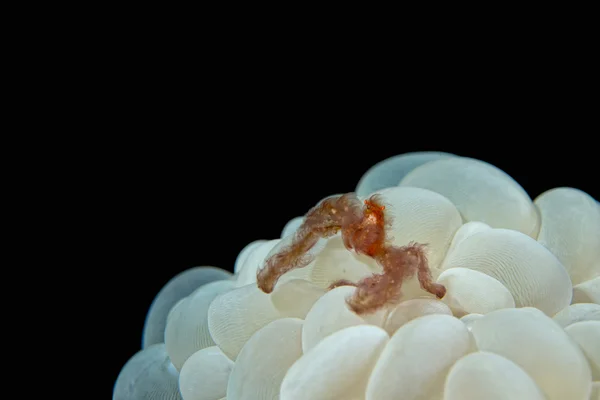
[113,343,181,400]
[565,321,600,380]
[436,267,515,317]
[445,221,492,256]
[573,277,600,304]
[443,351,546,400]
[179,346,233,400]
[227,318,303,400]
[471,307,592,400]
[207,283,281,360]
[235,239,279,287]
[143,267,233,348]
[459,313,484,331]
[373,186,463,270]
[270,279,326,319]
[280,325,389,400]
[165,280,235,370]
[307,235,376,289]
[399,157,540,237]
[356,151,457,198]
[441,228,572,316]
[553,303,600,328]
[302,285,385,353]
[591,381,600,400]
[535,187,600,285]
[234,241,265,273]
[366,314,474,400]
[383,298,452,336]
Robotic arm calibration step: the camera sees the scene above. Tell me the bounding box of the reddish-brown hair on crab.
[256,193,446,315]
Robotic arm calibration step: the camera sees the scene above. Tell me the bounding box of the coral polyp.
[256,193,446,314]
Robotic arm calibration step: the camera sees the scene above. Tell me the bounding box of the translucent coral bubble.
[366,314,473,400]
[573,277,600,304]
[166,297,187,326]
[535,187,600,285]
[235,239,279,287]
[470,307,592,400]
[143,267,233,348]
[459,313,484,331]
[207,283,281,360]
[228,318,303,400]
[234,240,265,273]
[165,280,235,371]
[270,279,326,319]
[355,151,457,198]
[441,228,572,316]
[280,325,389,400]
[436,267,515,317]
[302,286,384,353]
[444,351,546,400]
[565,321,600,380]
[383,298,452,336]
[399,157,540,237]
[113,343,181,400]
[373,186,463,270]
[553,303,600,328]
[591,381,600,400]
[179,346,233,400]
[281,216,303,238]
[307,235,377,289]
[445,221,492,256]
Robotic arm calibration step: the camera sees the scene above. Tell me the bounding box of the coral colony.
[114,152,600,400]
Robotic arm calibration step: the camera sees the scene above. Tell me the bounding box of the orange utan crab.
[257,193,446,314]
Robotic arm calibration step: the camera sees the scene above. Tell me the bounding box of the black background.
[31,11,598,396]
[109,138,597,389]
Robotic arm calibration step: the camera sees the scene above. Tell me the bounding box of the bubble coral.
[143,267,233,349]
[114,152,600,400]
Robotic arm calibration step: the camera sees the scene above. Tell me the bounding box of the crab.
[256,193,446,314]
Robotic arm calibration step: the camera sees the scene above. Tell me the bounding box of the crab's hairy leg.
[256,193,363,293]
[407,243,446,298]
[391,242,446,299]
[341,243,446,315]
[327,279,358,290]
[256,231,321,293]
[345,272,404,314]
[343,245,409,314]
